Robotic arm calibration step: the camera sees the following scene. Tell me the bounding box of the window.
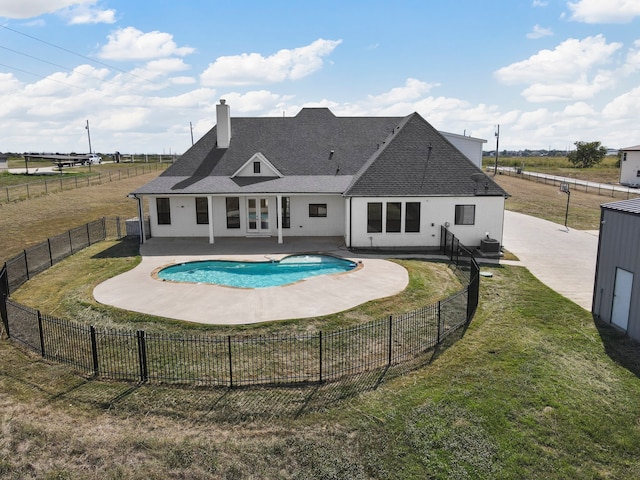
[226,197,240,229]
[405,202,421,232]
[195,197,209,224]
[623,152,627,161]
[309,203,327,217]
[636,170,640,178]
[253,161,261,174]
[156,198,171,225]
[281,197,290,228]
[386,202,401,233]
[455,204,476,225]
[367,202,383,233]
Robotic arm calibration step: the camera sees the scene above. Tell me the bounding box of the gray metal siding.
[593,208,640,340]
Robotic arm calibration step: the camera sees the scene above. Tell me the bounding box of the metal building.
[592,198,640,340]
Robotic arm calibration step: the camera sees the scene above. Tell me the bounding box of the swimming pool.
[157,254,358,288]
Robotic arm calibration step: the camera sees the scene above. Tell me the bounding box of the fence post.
[116,216,121,239]
[68,230,73,254]
[47,238,53,266]
[37,310,45,357]
[86,223,91,246]
[0,264,10,338]
[437,301,442,344]
[388,315,393,366]
[90,326,99,376]
[227,335,233,388]
[23,250,30,281]
[136,330,148,383]
[319,331,323,383]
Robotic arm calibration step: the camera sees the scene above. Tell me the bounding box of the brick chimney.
[216,99,231,148]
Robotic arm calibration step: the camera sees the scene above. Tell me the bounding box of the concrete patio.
[93,236,410,324]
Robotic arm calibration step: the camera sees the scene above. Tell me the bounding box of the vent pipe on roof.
[216,99,231,148]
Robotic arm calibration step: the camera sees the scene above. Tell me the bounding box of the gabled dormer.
[231,152,283,178]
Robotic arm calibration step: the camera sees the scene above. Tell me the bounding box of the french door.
[247,197,269,233]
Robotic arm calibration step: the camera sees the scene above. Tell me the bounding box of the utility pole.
[190,121,194,146]
[85,120,92,154]
[493,124,500,174]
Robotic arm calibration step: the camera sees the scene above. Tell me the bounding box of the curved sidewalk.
[502,210,599,310]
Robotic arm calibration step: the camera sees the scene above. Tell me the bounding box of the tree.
[567,141,607,168]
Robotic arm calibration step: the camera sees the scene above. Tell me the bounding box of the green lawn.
[2,159,640,478]
[2,262,640,478]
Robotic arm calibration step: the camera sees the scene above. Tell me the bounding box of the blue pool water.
[157,254,357,288]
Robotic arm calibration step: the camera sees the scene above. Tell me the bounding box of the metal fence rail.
[495,167,640,199]
[0,222,480,388]
[4,217,126,294]
[1,163,167,205]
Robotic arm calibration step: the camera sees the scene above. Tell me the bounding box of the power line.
[0,44,115,85]
[0,24,184,93]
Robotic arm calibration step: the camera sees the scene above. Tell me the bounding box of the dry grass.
[0,172,157,264]
[494,173,616,230]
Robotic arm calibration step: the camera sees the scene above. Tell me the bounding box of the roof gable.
[231,152,283,178]
[346,113,506,197]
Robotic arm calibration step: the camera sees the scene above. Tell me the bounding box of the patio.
[93,237,410,324]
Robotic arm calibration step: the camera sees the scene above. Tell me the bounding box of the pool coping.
[93,237,410,325]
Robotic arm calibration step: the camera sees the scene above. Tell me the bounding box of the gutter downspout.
[128,194,145,244]
[277,194,283,244]
[348,197,352,249]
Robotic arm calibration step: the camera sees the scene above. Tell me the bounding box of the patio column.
[277,194,283,244]
[207,195,214,244]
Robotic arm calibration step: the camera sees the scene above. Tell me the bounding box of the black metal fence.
[0,163,167,204]
[0,222,479,387]
[3,217,127,294]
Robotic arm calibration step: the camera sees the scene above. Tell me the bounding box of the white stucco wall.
[620,149,640,186]
[347,196,505,249]
[147,194,345,238]
[147,193,505,248]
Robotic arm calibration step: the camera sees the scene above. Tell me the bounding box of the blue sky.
[1,0,640,154]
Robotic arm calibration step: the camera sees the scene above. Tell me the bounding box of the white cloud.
[526,25,553,39]
[366,78,439,105]
[602,85,640,119]
[568,0,640,23]
[532,0,549,6]
[99,27,195,60]
[495,35,621,85]
[494,35,625,101]
[62,4,115,24]
[0,0,88,18]
[563,101,596,116]
[219,91,294,113]
[200,39,342,86]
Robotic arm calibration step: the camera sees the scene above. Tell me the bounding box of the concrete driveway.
[502,210,599,310]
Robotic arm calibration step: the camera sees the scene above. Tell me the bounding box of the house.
[592,198,640,340]
[132,100,508,250]
[619,145,640,187]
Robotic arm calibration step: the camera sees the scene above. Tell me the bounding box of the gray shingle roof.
[134,107,508,198]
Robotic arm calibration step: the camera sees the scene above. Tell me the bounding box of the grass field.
[484,155,622,183]
[2,161,640,478]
